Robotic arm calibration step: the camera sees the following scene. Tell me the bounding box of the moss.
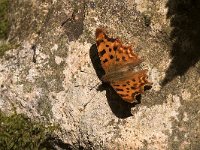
[0,43,12,57]
[0,0,9,39]
[0,42,19,57]
[0,110,57,149]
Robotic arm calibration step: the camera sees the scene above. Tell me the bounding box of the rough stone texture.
[0,0,200,149]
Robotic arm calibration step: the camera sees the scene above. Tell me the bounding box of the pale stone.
[1,0,199,149]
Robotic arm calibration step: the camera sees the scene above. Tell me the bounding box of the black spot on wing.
[115,88,124,91]
[116,58,120,61]
[113,46,118,51]
[131,86,136,90]
[122,56,127,61]
[103,59,108,63]
[99,49,106,57]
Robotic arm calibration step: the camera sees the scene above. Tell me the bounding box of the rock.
[0,0,199,149]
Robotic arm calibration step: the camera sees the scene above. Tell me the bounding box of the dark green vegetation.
[0,111,57,150]
[0,0,9,39]
[0,43,12,57]
[0,0,13,57]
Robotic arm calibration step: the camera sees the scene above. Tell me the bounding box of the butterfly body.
[95,28,152,103]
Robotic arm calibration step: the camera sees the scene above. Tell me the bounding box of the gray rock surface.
[0,0,200,149]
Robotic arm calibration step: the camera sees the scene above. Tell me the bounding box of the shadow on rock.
[162,0,200,86]
[89,44,139,119]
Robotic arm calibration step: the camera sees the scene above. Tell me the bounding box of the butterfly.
[95,28,152,103]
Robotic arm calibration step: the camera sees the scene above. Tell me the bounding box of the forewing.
[96,28,141,73]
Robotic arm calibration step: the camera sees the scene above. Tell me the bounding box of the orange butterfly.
[95,28,152,103]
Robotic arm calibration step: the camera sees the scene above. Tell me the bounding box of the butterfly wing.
[96,28,142,73]
[95,28,152,103]
[110,70,152,103]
